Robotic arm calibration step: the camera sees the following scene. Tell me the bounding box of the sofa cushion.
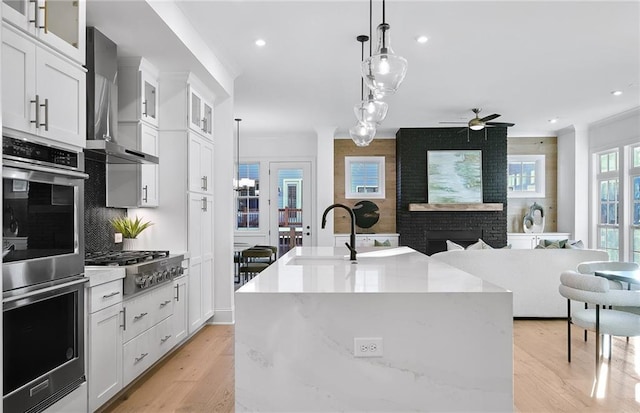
[374,239,392,247]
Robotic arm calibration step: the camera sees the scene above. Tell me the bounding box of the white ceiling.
[88,1,640,138]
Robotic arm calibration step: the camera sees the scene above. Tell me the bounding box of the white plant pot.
[122,238,139,251]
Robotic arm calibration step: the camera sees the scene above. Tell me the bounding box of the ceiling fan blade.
[439,121,467,124]
[486,121,515,127]
[457,128,468,134]
[480,113,500,122]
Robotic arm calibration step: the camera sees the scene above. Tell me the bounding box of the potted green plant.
[110,216,153,250]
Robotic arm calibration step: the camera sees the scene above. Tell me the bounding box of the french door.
[269,162,312,257]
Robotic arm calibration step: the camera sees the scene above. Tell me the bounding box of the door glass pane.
[144,81,156,120]
[191,93,201,128]
[278,168,303,256]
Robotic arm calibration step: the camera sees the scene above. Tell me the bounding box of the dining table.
[595,268,640,289]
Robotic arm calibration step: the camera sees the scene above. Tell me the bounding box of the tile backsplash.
[84,158,126,253]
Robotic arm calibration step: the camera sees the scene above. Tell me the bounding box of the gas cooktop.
[84,250,170,267]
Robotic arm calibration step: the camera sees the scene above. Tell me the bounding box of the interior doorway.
[269,162,312,257]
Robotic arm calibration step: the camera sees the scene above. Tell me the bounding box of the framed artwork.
[427,150,482,203]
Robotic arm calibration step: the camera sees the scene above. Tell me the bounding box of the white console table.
[507,232,571,249]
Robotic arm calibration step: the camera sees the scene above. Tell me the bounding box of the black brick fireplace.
[396,127,508,255]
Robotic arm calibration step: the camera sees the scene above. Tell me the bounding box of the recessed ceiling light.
[548,118,558,124]
[416,35,429,44]
[255,39,266,47]
[611,90,622,96]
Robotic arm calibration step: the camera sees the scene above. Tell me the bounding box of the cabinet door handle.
[201,197,207,212]
[160,334,172,344]
[29,0,38,25]
[159,300,171,308]
[102,291,120,299]
[41,98,49,131]
[30,95,40,127]
[134,353,149,363]
[142,185,148,202]
[120,308,126,330]
[201,176,207,190]
[204,176,208,191]
[142,99,148,117]
[201,118,207,132]
[38,0,48,32]
[174,284,180,302]
[133,312,148,321]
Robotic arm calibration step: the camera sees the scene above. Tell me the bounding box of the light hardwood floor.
[102,320,640,412]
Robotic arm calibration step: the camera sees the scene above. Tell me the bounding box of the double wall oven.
[2,135,88,413]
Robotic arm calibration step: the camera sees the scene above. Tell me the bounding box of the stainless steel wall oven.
[2,135,88,413]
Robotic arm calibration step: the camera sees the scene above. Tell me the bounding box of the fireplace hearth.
[425,230,483,255]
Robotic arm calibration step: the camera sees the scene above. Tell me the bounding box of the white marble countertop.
[236,246,508,294]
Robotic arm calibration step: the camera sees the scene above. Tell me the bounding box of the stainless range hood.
[85,27,158,165]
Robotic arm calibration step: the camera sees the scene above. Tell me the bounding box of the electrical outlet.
[354,337,383,358]
[114,233,123,243]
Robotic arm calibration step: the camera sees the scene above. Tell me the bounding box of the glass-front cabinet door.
[140,71,158,127]
[2,0,86,65]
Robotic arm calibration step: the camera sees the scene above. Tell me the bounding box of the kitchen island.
[235,246,513,412]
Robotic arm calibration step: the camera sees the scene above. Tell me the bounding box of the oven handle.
[3,277,88,304]
[3,159,89,180]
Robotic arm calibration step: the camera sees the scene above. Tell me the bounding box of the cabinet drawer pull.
[201,176,207,190]
[30,95,40,127]
[134,353,149,363]
[160,334,172,343]
[159,300,171,308]
[133,312,148,321]
[143,99,148,117]
[175,284,180,301]
[120,308,126,330]
[41,98,49,131]
[142,185,148,202]
[102,291,120,299]
[201,197,207,212]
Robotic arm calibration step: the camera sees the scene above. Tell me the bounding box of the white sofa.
[431,248,609,317]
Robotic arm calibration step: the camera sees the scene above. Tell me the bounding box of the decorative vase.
[122,238,138,251]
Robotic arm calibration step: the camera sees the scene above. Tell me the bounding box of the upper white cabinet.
[188,132,214,195]
[188,83,214,140]
[2,0,85,65]
[107,122,159,207]
[118,57,159,128]
[1,24,86,148]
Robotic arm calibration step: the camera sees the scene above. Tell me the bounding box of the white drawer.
[122,323,156,386]
[123,284,174,342]
[155,315,175,357]
[89,280,123,313]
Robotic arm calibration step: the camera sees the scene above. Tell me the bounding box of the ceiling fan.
[440,108,515,131]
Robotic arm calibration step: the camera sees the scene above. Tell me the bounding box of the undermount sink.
[287,255,350,265]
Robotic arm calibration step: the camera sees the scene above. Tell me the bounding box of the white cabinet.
[2,24,86,148]
[334,233,400,248]
[173,274,188,344]
[507,232,572,249]
[188,132,214,194]
[107,122,159,207]
[188,85,213,139]
[118,57,159,128]
[188,193,214,334]
[87,278,124,413]
[2,0,86,65]
[122,283,175,387]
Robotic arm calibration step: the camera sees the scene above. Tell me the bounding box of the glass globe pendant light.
[349,120,376,147]
[361,0,408,97]
[350,35,377,147]
[353,33,388,125]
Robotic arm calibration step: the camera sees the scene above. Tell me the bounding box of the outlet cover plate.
[354,337,383,358]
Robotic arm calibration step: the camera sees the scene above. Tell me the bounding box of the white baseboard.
[209,308,234,324]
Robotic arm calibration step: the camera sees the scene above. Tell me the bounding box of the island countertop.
[236,246,508,294]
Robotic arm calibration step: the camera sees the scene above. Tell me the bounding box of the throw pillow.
[467,238,493,250]
[374,239,392,247]
[564,240,585,249]
[446,240,464,251]
[537,240,562,249]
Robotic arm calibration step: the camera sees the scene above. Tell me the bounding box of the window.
[236,163,260,230]
[631,145,640,263]
[507,155,545,198]
[596,151,619,260]
[345,156,385,199]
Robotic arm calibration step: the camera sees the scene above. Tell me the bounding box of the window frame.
[344,156,386,199]
[507,154,546,198]
[236,162,261,231]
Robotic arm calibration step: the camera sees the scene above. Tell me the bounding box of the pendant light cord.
[369,0,373,56]
[382,0,386,24]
